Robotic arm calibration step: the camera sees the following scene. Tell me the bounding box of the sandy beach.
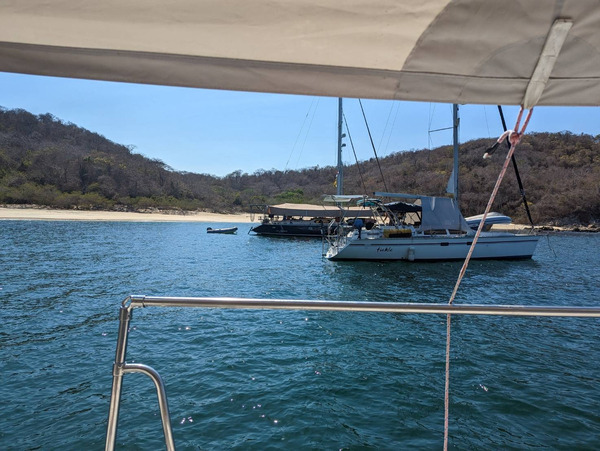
[0,206,254,223]
[5,205,587,232]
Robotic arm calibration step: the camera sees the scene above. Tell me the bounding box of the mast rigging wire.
[378,101,395,151]
[358,99,389,192]
[382,102,401,156]
[285,97,319,171]
[342,113,369,195]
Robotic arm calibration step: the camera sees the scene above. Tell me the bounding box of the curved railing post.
[122,363,175,450]
[105,300,133,451]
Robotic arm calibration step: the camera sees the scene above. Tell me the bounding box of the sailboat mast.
[336,98,344,195]
[452,104,459,206]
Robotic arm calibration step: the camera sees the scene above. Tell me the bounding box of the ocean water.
[1,220,599,450]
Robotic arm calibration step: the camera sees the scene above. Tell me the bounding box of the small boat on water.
[465,212,513,231]
[324,194,539,261]
[249,203,373,238]
[207,226,238,234]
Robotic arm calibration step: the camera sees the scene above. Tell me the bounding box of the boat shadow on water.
[324,257,543,304]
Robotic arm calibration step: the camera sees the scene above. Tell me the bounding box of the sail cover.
[1,1,599,106]
[420,197,470,232]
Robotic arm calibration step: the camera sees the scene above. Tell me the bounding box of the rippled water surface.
[1,220,599,449]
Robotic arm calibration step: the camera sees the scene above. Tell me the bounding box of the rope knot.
[483,107,533,159]
[508,130,522,146]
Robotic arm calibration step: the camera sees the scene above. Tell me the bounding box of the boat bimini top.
[2,2,600,108]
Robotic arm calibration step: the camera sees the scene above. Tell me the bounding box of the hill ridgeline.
[1,107,598,227]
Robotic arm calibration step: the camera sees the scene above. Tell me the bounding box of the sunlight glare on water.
[0,221,599,449]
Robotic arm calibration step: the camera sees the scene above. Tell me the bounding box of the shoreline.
[0,206,255,223]
[0,205,597,233]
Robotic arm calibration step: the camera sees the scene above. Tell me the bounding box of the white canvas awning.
[266,203,373,218]
[267,203,341,217]
[322,195,366,204]
[1,1,599,106]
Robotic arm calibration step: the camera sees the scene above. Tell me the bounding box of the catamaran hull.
[326,234,540,261]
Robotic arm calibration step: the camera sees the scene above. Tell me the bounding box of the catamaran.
[249,203,373,237]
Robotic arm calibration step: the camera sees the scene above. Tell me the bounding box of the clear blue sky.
[1,71,598,177]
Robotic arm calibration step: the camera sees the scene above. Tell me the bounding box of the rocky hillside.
[1,107,598,226]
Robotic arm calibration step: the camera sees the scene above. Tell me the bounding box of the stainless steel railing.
[106,295,600,450]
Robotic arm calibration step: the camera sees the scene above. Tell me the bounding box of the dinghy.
[206,227,237,234]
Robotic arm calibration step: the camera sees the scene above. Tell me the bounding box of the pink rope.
[443,312,452,450]
[443,107,533,450]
